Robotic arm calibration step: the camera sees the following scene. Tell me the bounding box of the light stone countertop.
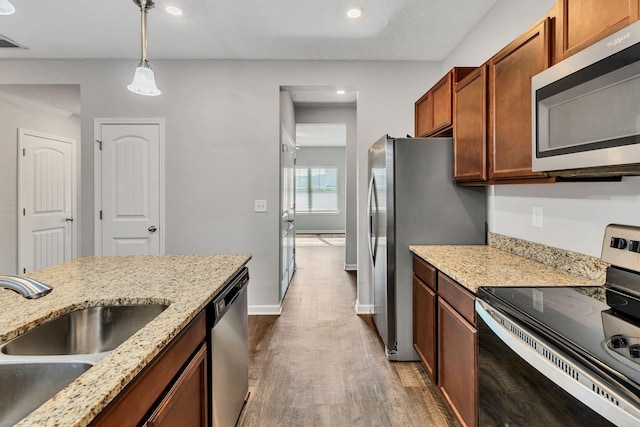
[0,254,251,427]
[409,245,603,293]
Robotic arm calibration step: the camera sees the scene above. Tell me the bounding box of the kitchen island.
[0,254,251,427]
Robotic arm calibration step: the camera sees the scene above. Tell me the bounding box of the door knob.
[148,225,157,232]
[65,217,74,222]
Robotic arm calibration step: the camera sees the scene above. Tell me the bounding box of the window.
[295,167,338,213]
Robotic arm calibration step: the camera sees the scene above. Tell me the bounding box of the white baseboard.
[248,304,282,315]
[343,263,357,271]
[296,230,345,234]
[355,300,373,315]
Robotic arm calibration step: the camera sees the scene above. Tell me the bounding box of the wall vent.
[0,35,24,49]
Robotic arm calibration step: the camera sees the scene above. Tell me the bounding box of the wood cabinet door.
[454,66,487,183]
[431,72,453,135]
[413,276,437,381]
[146,345,208,427]
[438,299,478,427]
[415,92,433,137]
[555,0,640,62]
[488,17,551,181]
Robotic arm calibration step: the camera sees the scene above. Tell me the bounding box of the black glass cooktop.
[478,286,640,400]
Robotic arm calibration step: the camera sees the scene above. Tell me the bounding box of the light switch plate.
[254,199,267,212]
[532,207,543,228]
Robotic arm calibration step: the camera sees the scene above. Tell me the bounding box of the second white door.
[95,120,163,256]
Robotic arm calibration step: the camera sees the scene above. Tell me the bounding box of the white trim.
[248,304,283,315]
[17,128,77,273]
[355,300,373,314]
[296,229,346,234]
[343,263,357,271]
[94,118,166,256]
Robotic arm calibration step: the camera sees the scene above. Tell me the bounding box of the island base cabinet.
[145,345,208,427]
[438,299,478,427]
[90,312,207,427]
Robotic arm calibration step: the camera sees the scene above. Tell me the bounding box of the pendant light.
[0,0,16,15]
[128,0,161,96]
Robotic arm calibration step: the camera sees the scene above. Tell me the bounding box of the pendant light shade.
[128,0,161,96]
[0,0,15,15]
[128,63,161,96]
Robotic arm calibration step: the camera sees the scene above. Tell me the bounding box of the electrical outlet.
[254,199,267,212]
[532,206,543,228]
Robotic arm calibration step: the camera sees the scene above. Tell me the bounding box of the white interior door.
[281,126,296,299]
[95,120,164,256]
[18,129,75,273]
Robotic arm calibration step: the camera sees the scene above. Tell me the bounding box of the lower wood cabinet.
[438,298,477,427]
[413,276,437,380]
[412,255,478,427]
[90,312,208,427]
[145,345,208,427]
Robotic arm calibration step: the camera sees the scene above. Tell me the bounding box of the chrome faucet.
[0,275,52,299]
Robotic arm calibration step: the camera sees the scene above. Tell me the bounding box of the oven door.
[476,299,640,427]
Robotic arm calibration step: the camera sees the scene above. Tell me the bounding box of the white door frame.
[93,118,166,255]
[17,128,77,273]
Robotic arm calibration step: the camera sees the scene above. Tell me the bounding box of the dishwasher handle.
[213,268,249,321]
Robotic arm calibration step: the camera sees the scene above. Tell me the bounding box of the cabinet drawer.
[413,255,437,291]
[438,273,475,326]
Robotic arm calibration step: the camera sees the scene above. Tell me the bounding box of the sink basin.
[0,362,92,427]
[2,304,168,356]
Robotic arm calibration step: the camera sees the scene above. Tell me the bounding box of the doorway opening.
[279,85,358,303]
[0,84,81,274]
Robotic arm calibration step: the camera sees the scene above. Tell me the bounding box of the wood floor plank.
[237,239,458,427]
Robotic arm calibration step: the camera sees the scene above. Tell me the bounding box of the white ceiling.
[0,0,497,61]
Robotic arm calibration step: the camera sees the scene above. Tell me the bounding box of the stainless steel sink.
[1,304,168,356]
[0,362,92,427]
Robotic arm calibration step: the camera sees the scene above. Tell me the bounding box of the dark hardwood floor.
[238,237,458,426]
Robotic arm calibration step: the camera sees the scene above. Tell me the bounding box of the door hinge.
[22,208,25,216]
[294,158,297,165]
[23,268,26,274]
[22,148,26,156]
[96,139,103,150]
[99,210,103,220]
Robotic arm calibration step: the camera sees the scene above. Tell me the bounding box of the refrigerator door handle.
[367,174,378,264]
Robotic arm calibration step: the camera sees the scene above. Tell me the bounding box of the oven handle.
[476,299,640,427]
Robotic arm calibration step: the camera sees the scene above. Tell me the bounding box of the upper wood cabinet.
[488,17,553,182]
[415,67,475,137]
[453,66,487,183]
[555,0,640,63]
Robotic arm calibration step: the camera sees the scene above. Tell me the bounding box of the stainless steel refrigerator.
[367,135,486,361]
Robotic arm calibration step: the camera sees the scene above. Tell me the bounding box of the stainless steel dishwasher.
[210,267,249,427]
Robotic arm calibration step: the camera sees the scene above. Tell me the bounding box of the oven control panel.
[602,224,640,272]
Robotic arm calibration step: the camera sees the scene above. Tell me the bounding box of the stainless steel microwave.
[532,20,640,176]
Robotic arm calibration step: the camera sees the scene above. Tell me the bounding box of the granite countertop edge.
[0,254,251,427]
[409,245,604,294]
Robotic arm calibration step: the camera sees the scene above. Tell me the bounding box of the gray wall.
[0,59,441,313]
[0,95,81,274]
[295,146,346,233]
[443,0,640,257]
[295,106,357,268]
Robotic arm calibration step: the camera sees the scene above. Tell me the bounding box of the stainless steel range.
[476,224,640,426]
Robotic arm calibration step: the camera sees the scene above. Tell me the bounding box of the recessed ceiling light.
[0,0,16,15]
[336,90,346,95]
[346,6,363,19]
[165,5,183,16]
